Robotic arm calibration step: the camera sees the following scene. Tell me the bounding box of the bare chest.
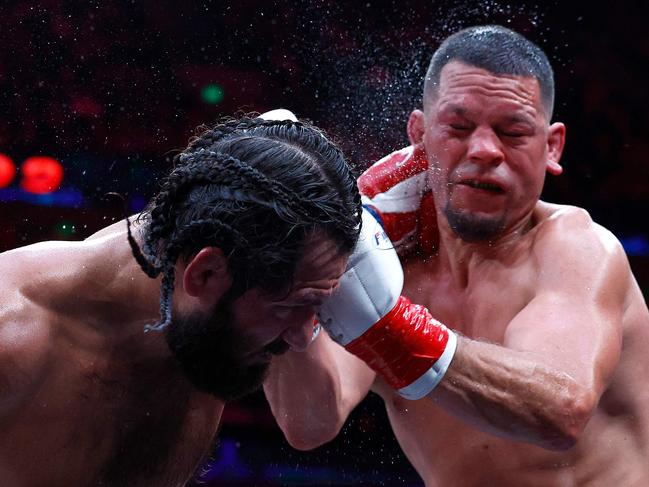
[380,390,648,487]
[381,394,580,486]
[0,354,223,487]
[401,256,536,342]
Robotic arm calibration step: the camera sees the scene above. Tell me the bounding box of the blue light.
[619,235,649,256]
[0,187,85,208]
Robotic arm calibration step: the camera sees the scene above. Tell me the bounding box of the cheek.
[231,302,254,329]
[235,303,294,344]
[426,135,462,172]
[510,168,545,209]
[230,299,276,344]
[272,306,316,329]
[427,156,453,197]
[516,155,547,190]
[271,307,293,324]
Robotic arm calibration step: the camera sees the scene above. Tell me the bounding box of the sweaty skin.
[0,219,346,487]
[378,202,649,486]
[265,62,649,486]
[0,224,223,487]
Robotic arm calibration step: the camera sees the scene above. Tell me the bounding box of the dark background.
[1,1,648,485]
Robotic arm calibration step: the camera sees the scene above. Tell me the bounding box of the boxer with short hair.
[265,25,649,485]
[0,114,361,486]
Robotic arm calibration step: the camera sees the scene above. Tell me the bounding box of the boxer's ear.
[407,109,425,146]
[546,122,566,176]
[183,247,232,301]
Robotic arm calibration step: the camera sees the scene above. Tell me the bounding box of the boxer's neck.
[72,228,175,353]
[434,210,536,287]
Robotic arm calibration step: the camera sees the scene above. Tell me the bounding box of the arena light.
[21,156,64,194]
[201,83,225,105]
[0,153,16,188]
[55,220,76,237]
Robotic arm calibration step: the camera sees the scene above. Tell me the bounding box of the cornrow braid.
[126,215,161,278]
[142,150,319,260]
[148,263,174,333]
[132,115,362,331]
[185,150,317,223]
[183,117,296,154]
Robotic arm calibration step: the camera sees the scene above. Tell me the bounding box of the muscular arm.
[0,292,49,417]
[264,330,376,450]
[430,210,627,450]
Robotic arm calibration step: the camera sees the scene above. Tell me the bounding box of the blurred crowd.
[1,2,648,232]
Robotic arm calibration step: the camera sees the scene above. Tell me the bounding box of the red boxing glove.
[358,144,438,257]
[346,295,456,394]
[319,209,456,400]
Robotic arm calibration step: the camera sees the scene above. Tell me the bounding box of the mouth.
[459,179,505,194]
[265,339,291,356]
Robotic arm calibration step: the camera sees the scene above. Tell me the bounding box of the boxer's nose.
[281,314,317,352]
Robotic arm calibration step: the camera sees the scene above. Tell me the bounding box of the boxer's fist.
[319,208,456,400]
[358,144,438,256]
[318,207,404,346]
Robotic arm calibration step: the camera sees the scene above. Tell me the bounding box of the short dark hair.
[424,25,555,119]
[129,116,362,331]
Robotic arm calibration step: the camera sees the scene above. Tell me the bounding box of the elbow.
[279,415,345,451]
[284,428,341,451]
[272,392,350,451]
[541,387,596,451]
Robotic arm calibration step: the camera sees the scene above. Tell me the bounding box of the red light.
[0,153,16,188]
[21,156,64,194]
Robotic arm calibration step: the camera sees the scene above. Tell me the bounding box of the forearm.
[264,332,375,450]
[431,336,594,450]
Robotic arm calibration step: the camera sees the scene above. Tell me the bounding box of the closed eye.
[274,302,320,318]
[498,121,535,138]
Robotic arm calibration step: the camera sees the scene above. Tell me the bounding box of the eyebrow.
[439,104,470,117]
[288,289,333,305]
[501,114,535,126]
[440,104,535,125]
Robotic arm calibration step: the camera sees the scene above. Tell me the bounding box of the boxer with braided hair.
[128,116,360,333]
[0,113,361,486]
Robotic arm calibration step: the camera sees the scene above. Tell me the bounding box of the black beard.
[165,292,285,402]
[444,202,506,242]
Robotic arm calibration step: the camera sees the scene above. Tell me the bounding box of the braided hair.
[128,116,362,332]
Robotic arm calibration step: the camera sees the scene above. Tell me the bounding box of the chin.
[165,304,271,401]
[177,353,271,402]
[445,204,506,242]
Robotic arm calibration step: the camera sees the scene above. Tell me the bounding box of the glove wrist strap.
[345,295,456,395]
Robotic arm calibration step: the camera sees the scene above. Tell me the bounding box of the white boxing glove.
[319,207,404,345]
[318,207,457,400]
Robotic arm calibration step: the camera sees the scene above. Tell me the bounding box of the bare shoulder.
[0,255,53,415]
[0,290,50,418]
[532,201,631,295]
[85,214,141,241]
[534,202,624,255]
